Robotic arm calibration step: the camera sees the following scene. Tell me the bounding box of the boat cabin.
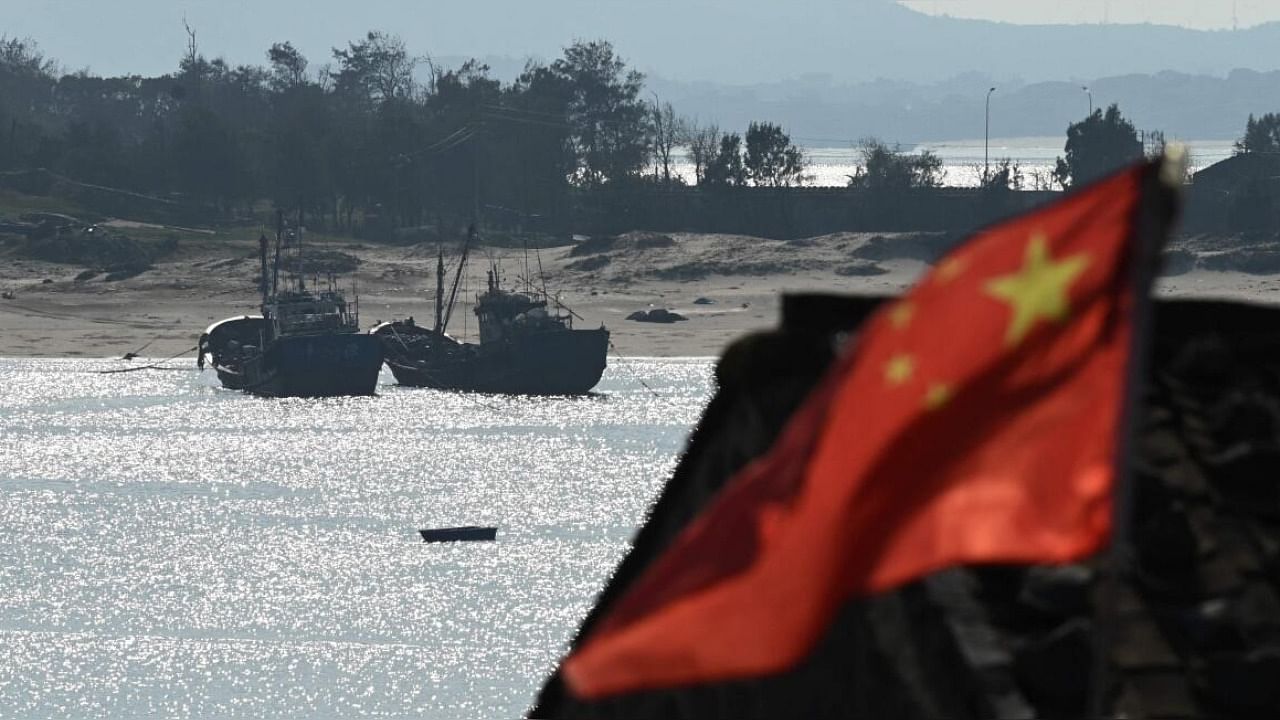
[475,270,573,345]
[266,289,360,338]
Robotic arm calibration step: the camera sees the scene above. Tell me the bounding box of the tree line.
[3,31,1275,237]
[0,33,812,235]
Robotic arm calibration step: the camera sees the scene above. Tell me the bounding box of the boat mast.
[295,206,305,292]
[271,209,283,297]
[440,224,474,334]
[258,233,270,308]
[434,246,445,334]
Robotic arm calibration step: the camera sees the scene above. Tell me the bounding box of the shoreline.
[3,229,1278,360]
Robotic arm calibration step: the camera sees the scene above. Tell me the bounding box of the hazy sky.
[900,0,1280,29]
[5,0,1278,80]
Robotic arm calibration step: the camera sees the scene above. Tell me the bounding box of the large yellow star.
[984,233,1090,347]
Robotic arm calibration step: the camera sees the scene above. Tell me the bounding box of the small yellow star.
[885,354,915,386]
[984,232,1090,347]
[924,383,952,410]
[936,257,967,283]
[889,302,914,330]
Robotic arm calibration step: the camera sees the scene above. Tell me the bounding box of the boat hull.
[216,333,383,398]
[383,327,609,395]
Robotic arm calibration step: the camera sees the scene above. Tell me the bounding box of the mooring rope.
[95,346,198,374]
[605,335,662,399]
[551,294,661,399]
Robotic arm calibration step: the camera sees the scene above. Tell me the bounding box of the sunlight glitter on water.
[0,358,714,718]
[662,138,1235,187]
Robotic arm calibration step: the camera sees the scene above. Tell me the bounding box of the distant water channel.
[668,137,1236,187]
[0,358,714,718]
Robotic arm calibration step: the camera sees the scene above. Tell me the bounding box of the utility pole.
[985,87,996,183]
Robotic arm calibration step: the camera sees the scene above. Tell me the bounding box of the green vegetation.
[1053,105,1143,188]
[744,122,809,188]
[0,32,814,236]
[0,189,94,220]
[1236,113,1280,155]
[702,133,748,188]
[697,123,808,189]
[5,29,1277,240]
[848,139,943,191]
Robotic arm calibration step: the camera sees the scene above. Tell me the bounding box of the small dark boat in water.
[198,215,382,397]
[373,227,608,395]
[420,526,498,543]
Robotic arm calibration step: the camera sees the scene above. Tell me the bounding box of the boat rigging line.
[94,345,198,374]
[547,293,661,399]
[124,334,160,359]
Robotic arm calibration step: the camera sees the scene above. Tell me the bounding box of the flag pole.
[1087,146,1186,718]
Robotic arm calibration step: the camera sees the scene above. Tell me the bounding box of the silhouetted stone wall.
[565,187,1062,239]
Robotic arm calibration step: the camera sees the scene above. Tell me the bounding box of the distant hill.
[10,0,1280,85]
[427,56,1280,145]
[392,1,1280,86]
[414,0,1280,86]
[646,69,1280,144]
[12,0,1280,143]
[416,0,1280,143]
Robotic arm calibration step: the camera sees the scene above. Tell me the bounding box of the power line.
[403,125,476,161]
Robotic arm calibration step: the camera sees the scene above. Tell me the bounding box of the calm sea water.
[668,137,1236,187]
[0,358,714,718]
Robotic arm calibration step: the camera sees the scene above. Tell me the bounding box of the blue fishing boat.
[198,214,382,397]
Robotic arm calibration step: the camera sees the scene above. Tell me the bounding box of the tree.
[849,138,943,191]
[176,20,223,92]
[0,36,58,139]
[267,81,333,220]
[685,121,721,185]
[549,40,650,186]
[1053,104,1142,188]
[0,35,57,77]
[743,121,808,187]
[268,41,309,90]
[173,105,252,210]
[63,119,126,186]
[649,99,685,185]
[330,31,418,105]
[979,158,1023,192]
[702,132,747,187]
[0,30,843,233]
[1235,113,1280,155]
[423,59,502,225]
[499,61,577,224]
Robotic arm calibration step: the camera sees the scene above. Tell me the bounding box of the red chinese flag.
[563,161,1171,700]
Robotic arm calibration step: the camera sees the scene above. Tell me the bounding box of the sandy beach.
[2,225,1278,360]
